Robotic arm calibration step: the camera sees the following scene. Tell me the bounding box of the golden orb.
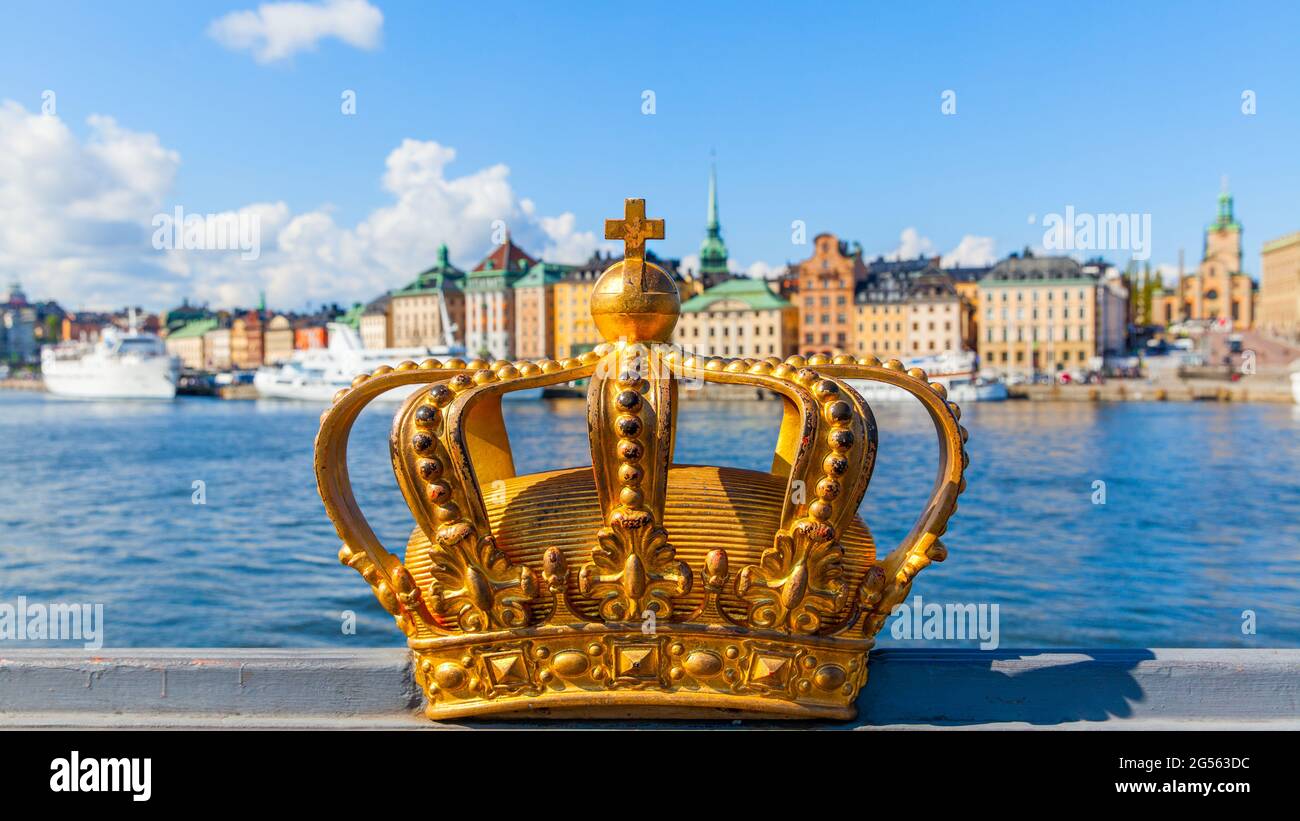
[589,259,680,343]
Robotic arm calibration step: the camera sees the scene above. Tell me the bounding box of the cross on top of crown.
[604,198,664,289]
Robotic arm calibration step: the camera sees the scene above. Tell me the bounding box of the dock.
[0,378,44,392]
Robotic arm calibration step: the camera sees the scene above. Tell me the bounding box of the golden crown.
[315,199,969,720]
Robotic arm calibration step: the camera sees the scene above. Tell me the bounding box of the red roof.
[473,237,537,272]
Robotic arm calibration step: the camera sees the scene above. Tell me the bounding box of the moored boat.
[41,323,179,400]
[845,350,1007,404]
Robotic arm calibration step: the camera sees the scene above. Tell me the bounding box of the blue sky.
[2,0,1299,310]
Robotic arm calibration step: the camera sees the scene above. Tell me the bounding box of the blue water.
[1,392,1298,648]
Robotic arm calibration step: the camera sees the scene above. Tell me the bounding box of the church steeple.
[707,159,720,233]
[1210,176,1242,233]
[698,156,729,280]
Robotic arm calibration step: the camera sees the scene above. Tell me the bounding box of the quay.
[0,378,43,392]
[1009,377,1294,403]
[1,648,1295,729]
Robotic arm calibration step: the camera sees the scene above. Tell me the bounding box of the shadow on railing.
[859,648,1156,726]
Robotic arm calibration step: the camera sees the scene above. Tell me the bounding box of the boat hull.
[42,359,178,400]
[845,377,1006,404]
[253,371,542,403]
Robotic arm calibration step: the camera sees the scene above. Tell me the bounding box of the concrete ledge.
[1,648,1296,729]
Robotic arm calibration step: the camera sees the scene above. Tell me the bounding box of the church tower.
[1180,180,1254,328]
[697,159,730,285]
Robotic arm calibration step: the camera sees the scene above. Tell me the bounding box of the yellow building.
[978,255,1113,376]
[672,277,798,359]
[852,301,907,357]
[263,315,294,364]
[1260,231,1300,340]
[850,265,962,359]
[1156,190,1256,329]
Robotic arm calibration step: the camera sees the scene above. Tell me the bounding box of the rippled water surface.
[2,392,1298,648]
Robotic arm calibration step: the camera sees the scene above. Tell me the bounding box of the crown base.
[412,624,872,721]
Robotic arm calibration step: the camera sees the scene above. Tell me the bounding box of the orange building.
[230,311,264,369]
[794,233,867,356]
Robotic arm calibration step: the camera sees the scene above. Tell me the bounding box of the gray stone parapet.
[1,648,1296,729]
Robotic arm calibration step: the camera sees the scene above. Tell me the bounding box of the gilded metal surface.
[314,198,969,719]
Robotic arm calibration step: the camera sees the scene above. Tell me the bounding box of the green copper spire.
[437,243,450,267]
[1210,177,1242,232]
[707,159,719,232]
[698,156,729,278]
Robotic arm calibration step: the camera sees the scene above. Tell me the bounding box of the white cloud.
[208,0,383,63]
[883,227,937,261]
[1153,263,1182,286]
[536,212,611,264]
[674,255,784,282]
[0,102,179,308]
[169,138,608,309]
[880,227,997,268]
[941,235,997,267]
[0,100,606,311]
[743,260,785,280]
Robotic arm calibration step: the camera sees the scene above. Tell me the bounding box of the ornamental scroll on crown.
[315,197,969,721]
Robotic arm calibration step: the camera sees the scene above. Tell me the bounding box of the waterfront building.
[794,233,868,356]
[851,267,909,358]
[0,282,37,365]
[977,253,1127,376]
[294,326,327,350]
[359,296,392,350]
[203,326,232,371]
[513,262,571,360]
[1155,189,1256,329]
[61,312,107,343]
[161,300,211,335]
[553,252,611,359]
[229,311,264,369]
[464,236,536,360]
[850,263,965,359]
[1260,231,1300,340]
[904,267,964,356]
[165,318,217,371]
[949,266,990,351]
[263,315,295,364]
[1086,259,1131,357]
[672,276,798,359]
[390,244,466,349]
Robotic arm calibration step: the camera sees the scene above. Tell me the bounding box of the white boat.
[1291,371,1300,405]
[253,322,544,403]
[41,321,179,400]
[845,350,1007,404]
